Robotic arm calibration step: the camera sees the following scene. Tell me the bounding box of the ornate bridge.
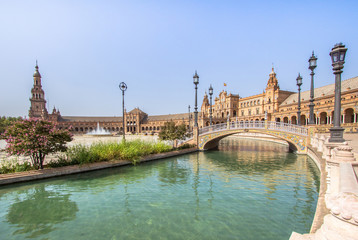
[187,121,309,154]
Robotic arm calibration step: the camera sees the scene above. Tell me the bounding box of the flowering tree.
[1,119,72,169]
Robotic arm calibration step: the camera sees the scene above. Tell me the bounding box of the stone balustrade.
[290,133,358,240]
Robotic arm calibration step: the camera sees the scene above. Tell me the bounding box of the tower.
[264,67,280,115]
[29,62,48,118]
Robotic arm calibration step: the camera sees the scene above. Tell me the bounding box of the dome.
[33,64,41,78]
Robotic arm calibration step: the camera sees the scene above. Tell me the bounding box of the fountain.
[86,122,112,136]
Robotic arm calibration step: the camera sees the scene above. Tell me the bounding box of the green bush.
[0,160,34,174]
[48,140,172,167]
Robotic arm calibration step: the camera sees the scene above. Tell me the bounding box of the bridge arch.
[200,130,299,153]
[196,122,307,154]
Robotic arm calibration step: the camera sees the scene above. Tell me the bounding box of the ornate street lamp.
[209,85,213,126]
[329,43,347,142]
[119,82,127,141]
[296,73,303,125]
[308,51,317,125]
[193,71,199,127]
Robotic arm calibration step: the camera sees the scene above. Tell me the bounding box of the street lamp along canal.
[308,51,317,125]
[296,73,303,125]
[193,71,199,127]
[209,84,213,126]
[329,43,347,143]
[119,82,127,141]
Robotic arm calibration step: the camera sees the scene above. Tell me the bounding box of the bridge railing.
[198,121,308,136]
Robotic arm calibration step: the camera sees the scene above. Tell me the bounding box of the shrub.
[48,140,172,167]
[1,119,72,169]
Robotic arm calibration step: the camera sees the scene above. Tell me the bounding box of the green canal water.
[0,138,320,240]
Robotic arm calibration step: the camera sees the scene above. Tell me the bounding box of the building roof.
[59,112,191,123]
[60,116,123,122]
[146,113,189,121]
[280,76,358,106]
[128,107,146,115]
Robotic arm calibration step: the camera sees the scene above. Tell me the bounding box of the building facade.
[200,68,358,132]
[29,64,358,134]
[28,64,192,135]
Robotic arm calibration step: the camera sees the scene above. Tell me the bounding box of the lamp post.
[329,43,347,142]
[308,51,317,125]
[209,85,213,126]
[193,71,199,127]
[296,73,303,125]
[119,82,127,141]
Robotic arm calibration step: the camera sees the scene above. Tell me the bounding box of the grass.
[0,158,34,174]
[48,140,173,167]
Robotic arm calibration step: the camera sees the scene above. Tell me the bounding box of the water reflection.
[6,185,78,238]
[158,159,190,185]
[0,137,320,240]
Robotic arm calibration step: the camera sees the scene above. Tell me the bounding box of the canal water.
[0,137,320,240]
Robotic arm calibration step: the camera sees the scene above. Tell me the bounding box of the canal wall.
[290,134,358,240]
[0,148,198,186]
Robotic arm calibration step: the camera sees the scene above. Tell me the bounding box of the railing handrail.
[197,121,308,136]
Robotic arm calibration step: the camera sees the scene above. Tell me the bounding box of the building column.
[306,118,308,125]
[354,113,357,123]
[342,114,345,124]
[326,116,329,125]
[329,116,332,124]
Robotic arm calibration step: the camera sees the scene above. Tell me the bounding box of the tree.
[0,116,22,135]
[159,121,188,143]
[1,119,72,169]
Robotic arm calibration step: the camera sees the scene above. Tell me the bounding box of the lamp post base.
[329,127,345,143]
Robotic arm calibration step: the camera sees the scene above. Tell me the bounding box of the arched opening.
[233,110,237,117]
[75,127,79,132]
[345,108,354,123]
[201,131,298,153]
[206,121,210,126]
[320,112,328,124]
[300,115,306,125]
[275,118,281,122]
[80,127,83,132]
[222,112,224,118]
[149,126,152,131]
[291,116,297,125]
[153,126,156,131]
[283,117,288,123]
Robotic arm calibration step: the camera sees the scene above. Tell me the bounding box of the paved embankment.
[0,148,197,186]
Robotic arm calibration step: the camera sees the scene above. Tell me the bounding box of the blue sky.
[1,0,357,117]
